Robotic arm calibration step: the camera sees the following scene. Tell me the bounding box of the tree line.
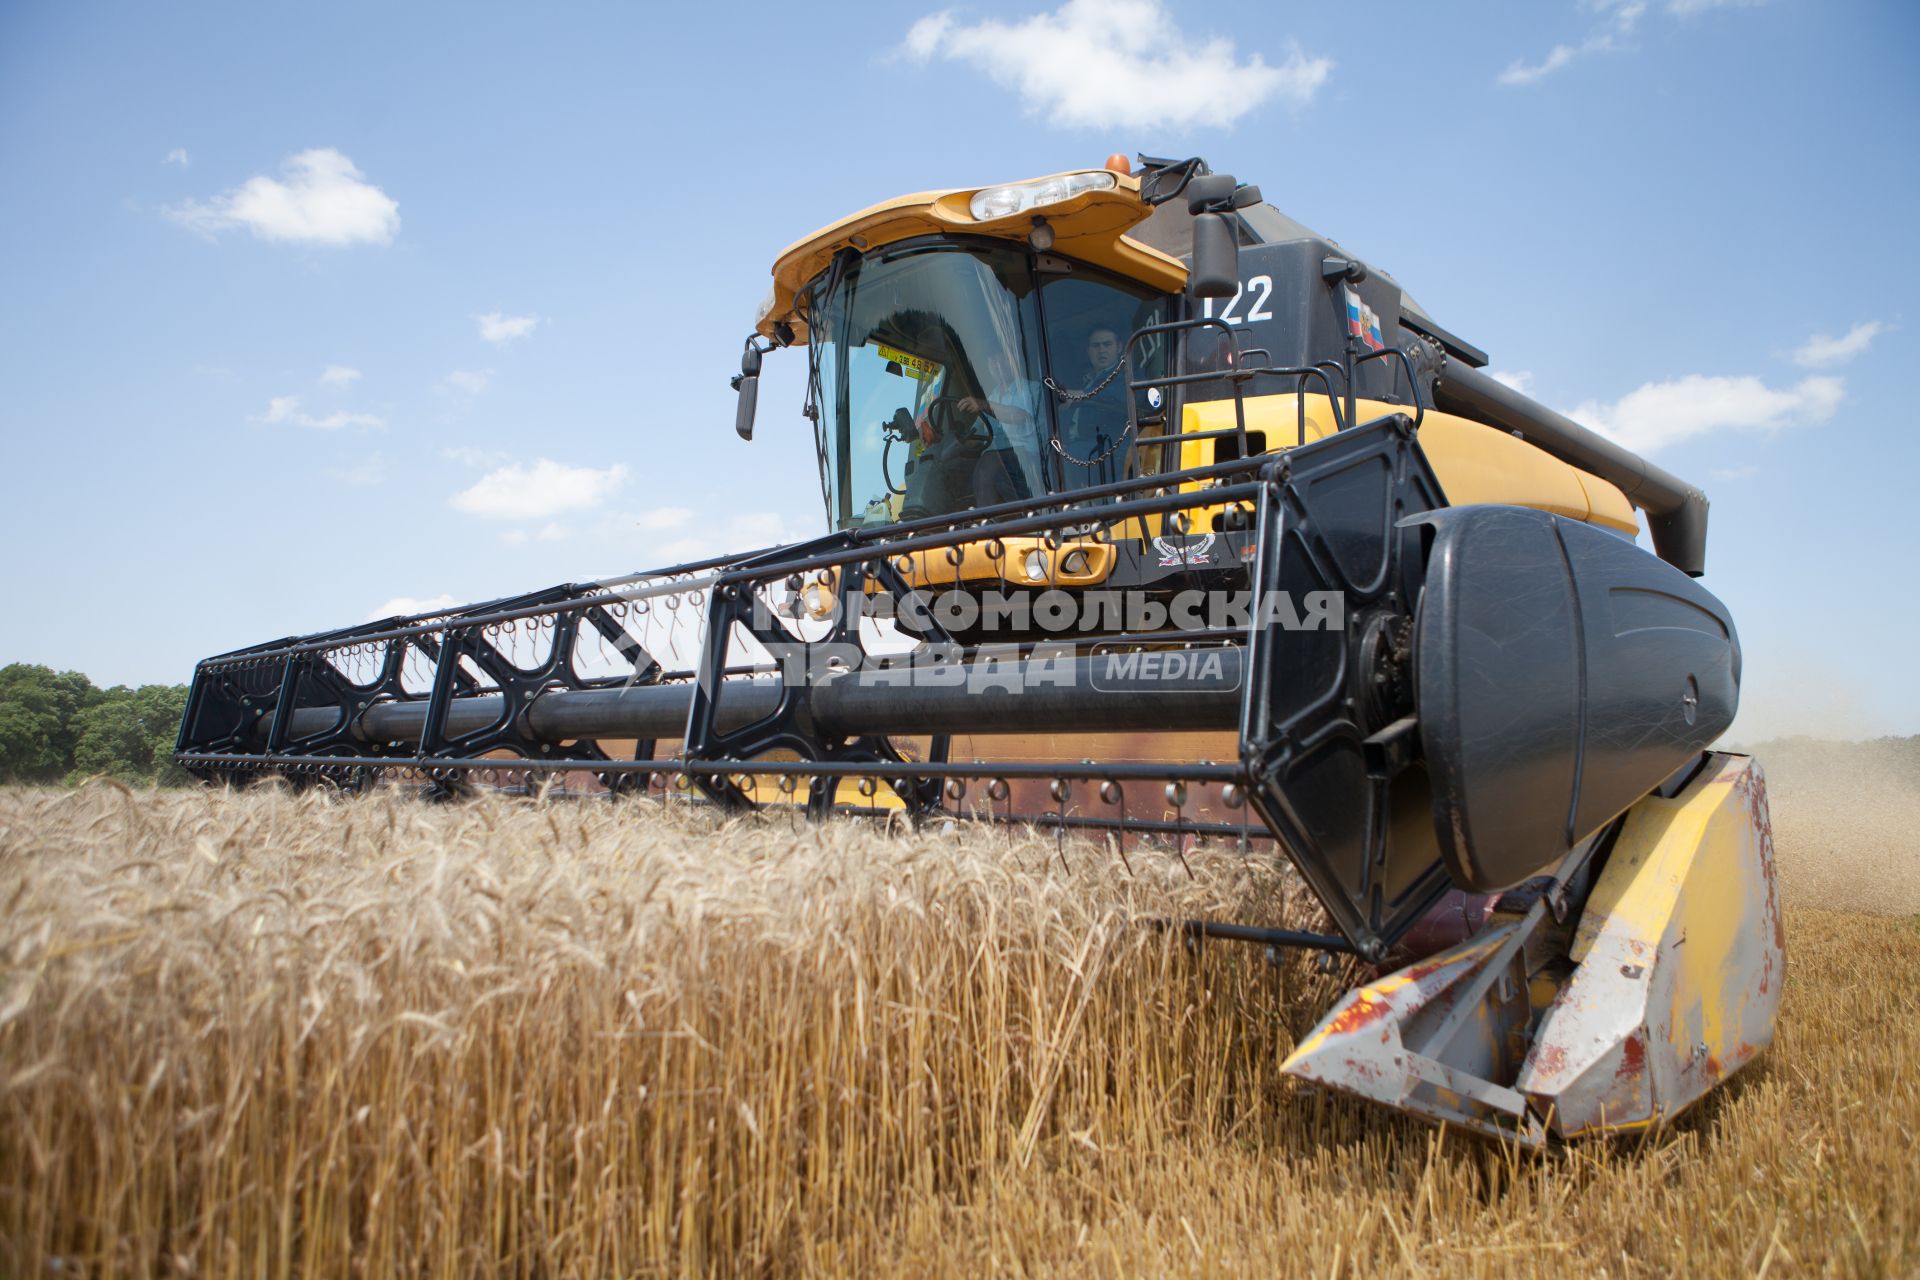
[0,664,190,786]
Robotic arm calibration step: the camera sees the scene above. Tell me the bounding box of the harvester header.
[177,154,1778,1144]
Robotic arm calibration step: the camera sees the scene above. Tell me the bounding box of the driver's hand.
[956,396,985,416]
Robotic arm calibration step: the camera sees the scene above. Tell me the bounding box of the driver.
[897,388,990,520]
[957,348,1043,503]
[1084,326,1121,381]
[1060,325,1129,477]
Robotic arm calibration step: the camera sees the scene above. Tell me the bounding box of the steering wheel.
[882,395,993,497]
[922,394,991,452]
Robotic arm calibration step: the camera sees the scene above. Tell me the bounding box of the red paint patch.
[1618,1032,1646,1079]
[1531,1042,1569,1079]
[1740,763,1788,954]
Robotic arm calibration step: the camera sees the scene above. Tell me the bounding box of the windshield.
[808,242,1167,530]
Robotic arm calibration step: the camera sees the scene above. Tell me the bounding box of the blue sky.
[0,0,1914,739]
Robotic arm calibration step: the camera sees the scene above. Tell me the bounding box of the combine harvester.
[177,156,1781,1144]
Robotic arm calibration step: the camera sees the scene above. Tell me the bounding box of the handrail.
[1119,314,1394,462]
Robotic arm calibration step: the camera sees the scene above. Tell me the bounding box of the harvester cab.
[177,155,1780,1145]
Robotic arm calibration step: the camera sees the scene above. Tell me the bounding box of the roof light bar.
[969,171,1117,222]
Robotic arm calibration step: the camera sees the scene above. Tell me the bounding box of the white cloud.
[1667,0,1763,14]
[503,522,570,546]
[589,507,801,566]
[1487,369,1535,394]
[1570,373,1843,453]
[646,511,800,566]
[1499,1,1645,86]
[725,512,793,546]
[440,368,495,396]
[635,506,694,532]
[901,0,1330,130]
[1502,0,1763,85]
[335,451,386,486]
[1500,44,1580,86]
[451,458,628,521]
[1711,463,1758,481]
[254,394,384,430]
[1792,321,1884,368]
[261,395,300,423]
[301,411,385,430]
[366,594,457,621]
[164,148,190,168]
[319,364,361,388]
[167,148,399,246]
[477,312,540,345]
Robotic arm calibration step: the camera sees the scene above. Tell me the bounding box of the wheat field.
[1,754,1916,1277]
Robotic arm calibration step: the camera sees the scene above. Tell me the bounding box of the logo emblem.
[1153,533,1216,567]
[1344,287,1386,352]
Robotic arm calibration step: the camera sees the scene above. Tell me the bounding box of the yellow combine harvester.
[177,155,1780,1143]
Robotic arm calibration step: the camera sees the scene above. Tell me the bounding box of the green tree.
[0,665,190,785]
[0,664,98,781]
[72,685,190,785]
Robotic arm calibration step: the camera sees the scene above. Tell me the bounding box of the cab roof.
[756,168,1188,343]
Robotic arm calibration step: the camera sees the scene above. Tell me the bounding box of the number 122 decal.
[1200,275,1274,325]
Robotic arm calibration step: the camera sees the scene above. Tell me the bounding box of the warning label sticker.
[875,343,942,381]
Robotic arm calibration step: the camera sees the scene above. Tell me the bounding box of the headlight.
[971,186,1026,220]
[801,582,836,620]
[969,171,1117,222]
[1023,549,1049,582]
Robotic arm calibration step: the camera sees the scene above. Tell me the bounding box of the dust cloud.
[1744,737,1920,915]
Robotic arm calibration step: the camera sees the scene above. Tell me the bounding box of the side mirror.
[1190,211,1239,299]
[731,338,764,442]
[733,374,759,441]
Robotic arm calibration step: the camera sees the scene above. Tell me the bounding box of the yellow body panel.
[845,392,1644,595]
[1277,754,1783,1144]
[652,750,912,813]
[1519,753,1784,1137]
[886,536,1116,590]
[758,171,1186,341]
[787,537,1120,611]
[1176,394,1639,536]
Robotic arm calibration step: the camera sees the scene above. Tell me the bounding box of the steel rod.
[1175,920,1356,954]
[177,752,1250,784]
[279,648,1247,745]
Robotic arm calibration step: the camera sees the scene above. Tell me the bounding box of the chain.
[1044,362,1134,468]
[1050,421,1134,468]
[1043,360,1126,403]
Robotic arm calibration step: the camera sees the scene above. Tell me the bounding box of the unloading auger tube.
[178,154,1781,1143]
